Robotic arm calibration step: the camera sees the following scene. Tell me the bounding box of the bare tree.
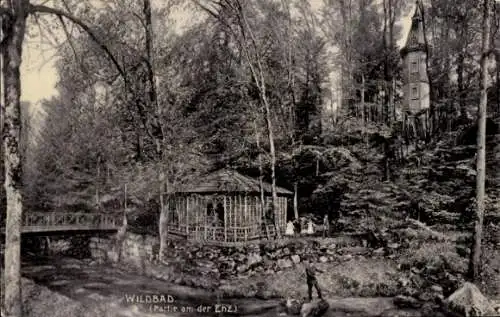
[0,1,146,315]
[468,0,492,282]
[1,2,28,315]
[194,0,281,237]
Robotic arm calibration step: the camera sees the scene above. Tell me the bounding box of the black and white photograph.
[0,0,500,316]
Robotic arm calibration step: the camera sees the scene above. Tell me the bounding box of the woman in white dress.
[306,219,314,235]
[285,220,295,236]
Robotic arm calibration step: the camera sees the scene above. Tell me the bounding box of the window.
[411,59,418,73]
[411,85,419,100]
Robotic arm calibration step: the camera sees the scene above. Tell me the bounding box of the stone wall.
[89,232,365,292]
[90,233,159,267]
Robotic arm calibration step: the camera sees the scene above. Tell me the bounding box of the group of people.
[285,215,331,237]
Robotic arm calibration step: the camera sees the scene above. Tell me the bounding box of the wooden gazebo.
[165,169,293,245]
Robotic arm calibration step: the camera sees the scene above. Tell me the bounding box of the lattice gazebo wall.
[166,193,288,245]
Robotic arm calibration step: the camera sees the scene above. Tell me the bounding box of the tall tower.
[400,1,429,114]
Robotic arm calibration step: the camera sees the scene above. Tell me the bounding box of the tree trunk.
[95,160,100,208]
[457,51,466,117]
[159,179,169,262]
[361,73,365,141]
[206,0,278,237]
[282,0,296,140]
[293,182,298,220]
[262,92,280,238]
[383,140,391,182]
[316,157,319,176]
[388,0,394,48]
[143,0,163,157]
[382,0,390,124]
[253,119,265,215]
[468,0,491,282]
[136,132,143,160]
[388,0,396,123]
[391,78,396,122]
[496,53,499,114]
[158,188,167,262]
[114,184,128,263]
[2,2,28,316]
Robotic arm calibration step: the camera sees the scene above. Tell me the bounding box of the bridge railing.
[22,212,121,230]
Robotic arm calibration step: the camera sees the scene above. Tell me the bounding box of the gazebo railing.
[167,223,284,245]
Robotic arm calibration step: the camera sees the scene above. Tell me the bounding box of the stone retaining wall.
[90,234,159,267]
[89,232,366,291]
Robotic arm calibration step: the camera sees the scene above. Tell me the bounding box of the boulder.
[397,277,411,288]
[373,248,385,256]
[278,258,293,269]
[284,298,303,315]
[393,295,422,309]
[444,282,496,316]
[493,301,500,315]
[387,243,400,250]
[421,302,445,317]
[431,285,444,294]
[418,291,434,302]
[341,246,370,255]
[337,254,351,262]
[255,287,278,300]
[291,254,301,264]
[247,252,263,267]
[300,299,329,317]
[329,297,397,316]
[237,264,249,273]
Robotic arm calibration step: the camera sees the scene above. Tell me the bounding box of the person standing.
[306,219,314,235]
[304,259,324,301]
[323,215,329,238]
[285,220,295,236]
[293,219,301,236]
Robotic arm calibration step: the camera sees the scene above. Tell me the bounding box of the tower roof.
[401,0,427,56]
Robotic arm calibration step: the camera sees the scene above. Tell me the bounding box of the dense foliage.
[13,0,500,236]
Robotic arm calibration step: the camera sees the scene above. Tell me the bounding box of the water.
[20,254,281,316]
[15,253,425,316]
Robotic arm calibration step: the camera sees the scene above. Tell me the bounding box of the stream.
[21,254,282,317]
[19,254,410,317]
[0,246,424,317]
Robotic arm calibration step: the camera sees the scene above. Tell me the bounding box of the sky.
[19,0,413,107]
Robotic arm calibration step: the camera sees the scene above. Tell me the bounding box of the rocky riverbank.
[87,231,474,300]
[16,223,495,316]
[2,276,114,317]
[1,247,498,317]
[89,233,373,293]
[12,256,286,317]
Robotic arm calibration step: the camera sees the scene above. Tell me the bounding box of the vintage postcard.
[1,0,500,316]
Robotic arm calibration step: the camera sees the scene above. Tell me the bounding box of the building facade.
[400,1,430,114]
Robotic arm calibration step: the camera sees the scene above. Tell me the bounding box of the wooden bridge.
[1,212,122,235]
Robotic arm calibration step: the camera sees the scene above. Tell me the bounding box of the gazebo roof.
[178,169,293,196]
